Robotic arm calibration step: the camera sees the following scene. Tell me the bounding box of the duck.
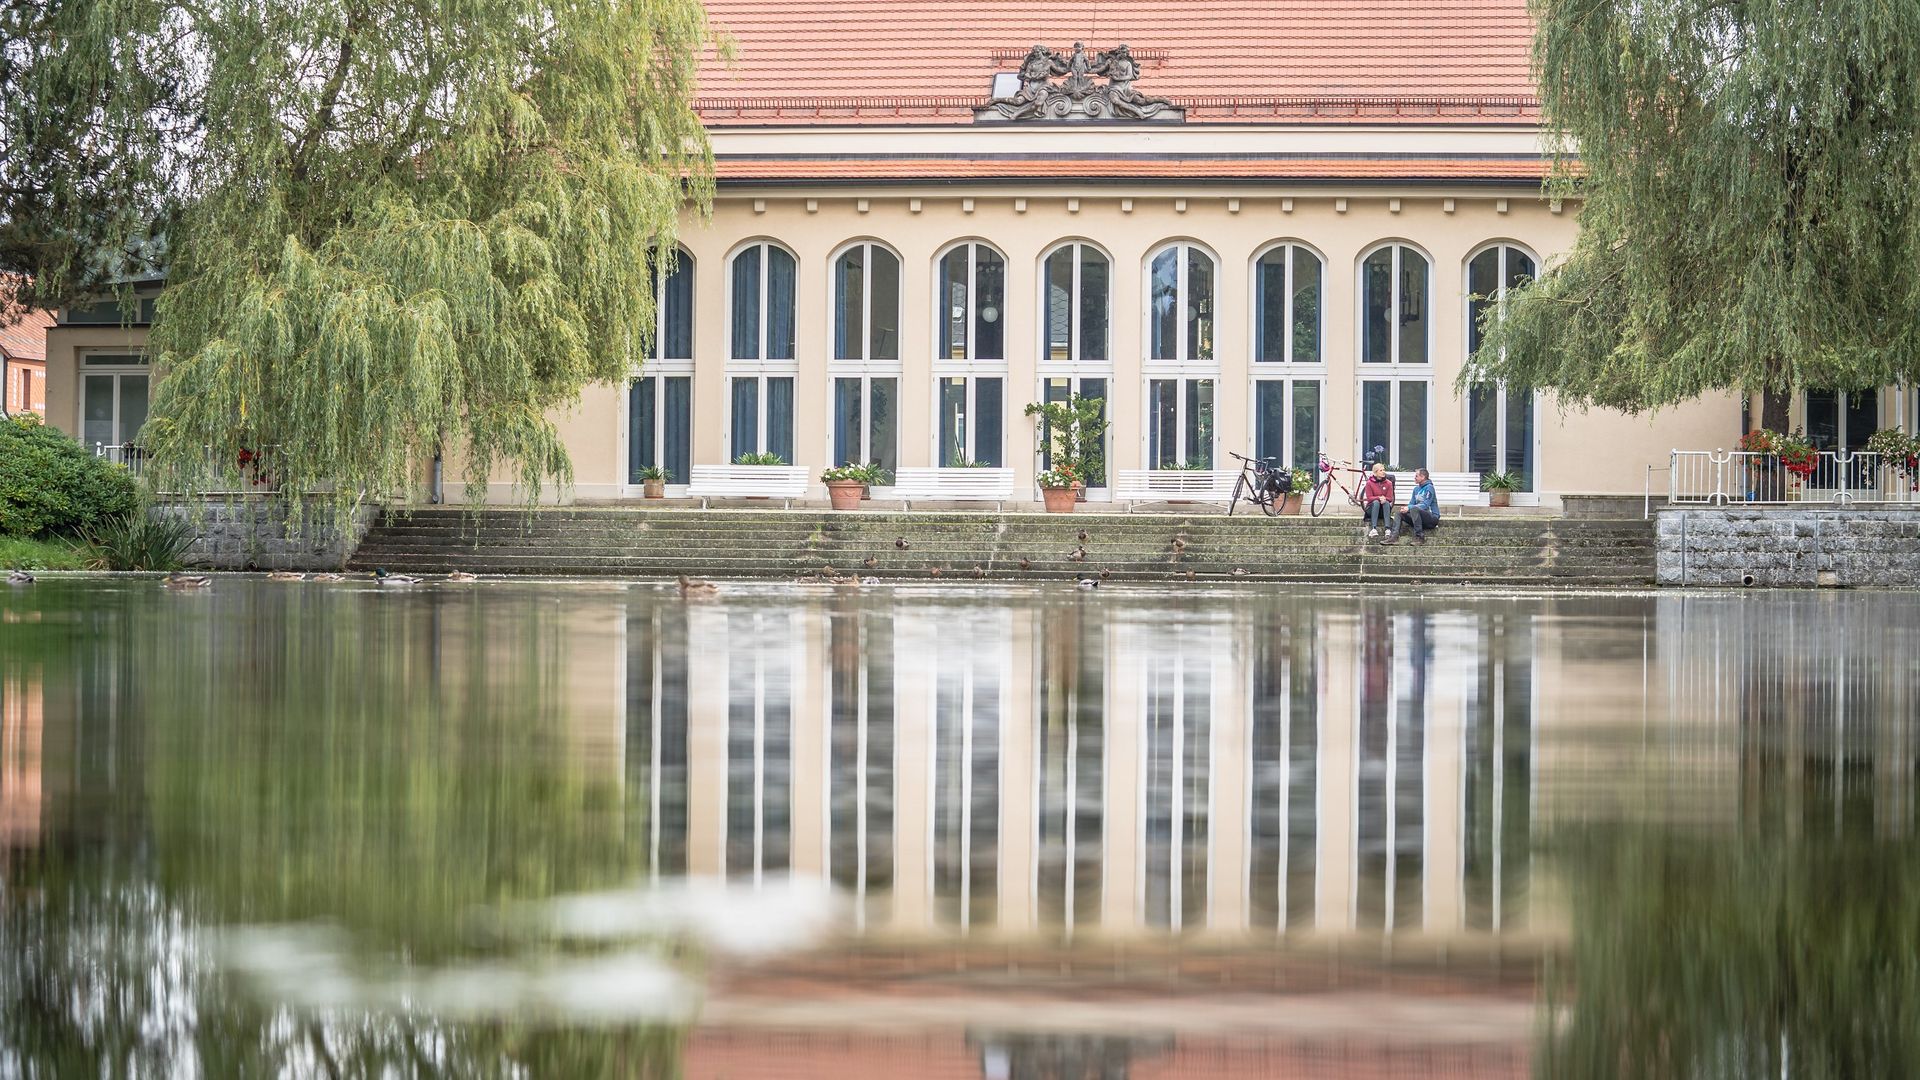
[1230,567,1251,578]
[309,572,345,582]
[1076,530,1090,543]
[446,571,479,582]
[971,565,986,579]
[894,537,910,550]
[1067,546,1087,562]
[861,576,880,586]
[1099,567,1113,581]
[677,574,720,597]
[863,555,878,569]
[1077,578,1099,589]
[266,571,306,582]
[1171,536,1188,552]
[7,570,34,586]
[928,566,944,578]
[1018,558,1032,571]
[162,573,212,590]
[373,568,422,586]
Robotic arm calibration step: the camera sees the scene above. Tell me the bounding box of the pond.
[3,579,1918,1078]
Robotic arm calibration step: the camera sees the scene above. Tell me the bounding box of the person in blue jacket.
[1383,468,1440,544]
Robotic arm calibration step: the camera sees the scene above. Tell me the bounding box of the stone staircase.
[347,508,1657,587]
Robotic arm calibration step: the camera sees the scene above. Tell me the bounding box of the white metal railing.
[92,441,280,494]
[1669,449,1920,506]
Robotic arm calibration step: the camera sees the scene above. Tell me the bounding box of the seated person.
[1361,462,1395,538]
[1383,468,1440,544]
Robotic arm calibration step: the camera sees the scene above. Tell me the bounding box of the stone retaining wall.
[157,499,373,571]
[1656,508,1920,587]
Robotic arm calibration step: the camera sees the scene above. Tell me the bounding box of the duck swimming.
[163,573,212,590]
[373,569,422,586]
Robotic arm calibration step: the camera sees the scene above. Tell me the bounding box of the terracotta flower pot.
[1488,490,1511,508]
[1041,486,1077,513]
[827,480,864,510]
[642,478,665,499]
[1279,492,1303,515]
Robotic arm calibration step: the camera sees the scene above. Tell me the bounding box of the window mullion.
[1176,248,1187,365]
[1070,247,1081,366]
[861,246,872,363]
[1389,247,1401,367]
[1282,246,1294,366]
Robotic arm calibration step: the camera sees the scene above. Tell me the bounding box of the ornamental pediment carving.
[976,43,1185,123]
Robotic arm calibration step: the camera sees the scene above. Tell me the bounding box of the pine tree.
[1466,0,1920,431]
[98,0,715,508]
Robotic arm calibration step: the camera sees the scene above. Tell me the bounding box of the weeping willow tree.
[1466,0,1920,431]
[133,0,714,509]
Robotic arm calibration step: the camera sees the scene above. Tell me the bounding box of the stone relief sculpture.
[980,42,1184,122]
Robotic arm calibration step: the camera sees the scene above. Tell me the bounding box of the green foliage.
[1480,470,1523,492]
[1035,462,1080,489]
[821,462,885,484]
[82,508,195,571]
[634,464,671,483]
[734,452,787,466]
[1024,396,1110,486]
[0,415,139,536]
[0,535,89,570]
[1466,0,1920,412]
[1287,467,1315,495]
[45,0,723,518]
[944,455,988,468]
[1867,429,1920,480]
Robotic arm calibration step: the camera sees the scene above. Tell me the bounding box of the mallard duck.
[894,537,910,550]
[1018,558,1032,571]
[860,576,879,586]
[677,574,719,597]
[446,571,479,582]
[266,571,306,581]
[373,568,421,586]
[862,556,877,569]
[163,573,211,590]
[309,572,344,582]
[1077,578,1099,589]
[7,570,34,586]
[1230,567,1251,578]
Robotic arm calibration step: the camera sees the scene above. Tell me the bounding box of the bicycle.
[1308,447,1384,517]
[1227,451,1291,516]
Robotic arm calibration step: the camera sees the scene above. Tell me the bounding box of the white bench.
[891,467,1015,508]
[1391,471,1487,508]
[686,464,810,507]
[1112,468,1239,508]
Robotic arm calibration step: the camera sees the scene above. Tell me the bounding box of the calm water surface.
[3,580,1918,1078]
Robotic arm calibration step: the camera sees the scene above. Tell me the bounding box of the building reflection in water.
[627,591,1555,944]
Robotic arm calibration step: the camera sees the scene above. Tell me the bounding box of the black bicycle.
[1227,451,1291,516]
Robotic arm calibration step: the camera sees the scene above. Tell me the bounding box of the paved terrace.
[348,506,1655,586]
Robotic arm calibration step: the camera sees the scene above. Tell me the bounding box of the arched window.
[647,247,694,363]
[1148,242,1214,363]
[1466,243,1538,491]
[937,241,1006,361]
[631,247,693,487]
[730,241,796,361]
[1042,241,1109,365]
[1360,243,1429,365]
[833,242,900,362]
[1253,242,1321,364]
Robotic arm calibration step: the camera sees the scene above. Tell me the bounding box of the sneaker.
[1368,527,1379,538]
[1380,535,1397,545]
[1414,533,1427,545]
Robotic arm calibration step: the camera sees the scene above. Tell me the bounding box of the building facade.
[35,1,1920,502]
[1,304,52,417]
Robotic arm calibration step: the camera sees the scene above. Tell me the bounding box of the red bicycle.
[1308,448,1384,517]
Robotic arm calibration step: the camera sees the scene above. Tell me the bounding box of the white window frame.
[1038,239,1114,376]
[1462,242,1541,501]
[830,373,900,479]
[1356,241,1434,370]
[930,373,1004,467]
[1248,376,1324,470]
[1249,240,1326,369]
[932,240,1009,366]
[1142,375,1217,470]
[1143,240,1219,369]
[726,239,799,367]
[623,373,695,496]
[1355,375,1434,469]
[727,372,797,461]
[829,240,903,364]
[76,350,151,450]
[648,245,695,366]
[1036,374,1114,496]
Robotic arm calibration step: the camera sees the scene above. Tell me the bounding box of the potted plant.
[1867,429,1920,491]
[735,452,787,465]
[1026,395,1110,501]
[1037,462,1080,513]
[636,464,669,499]
[1280,467,1313,515]
[821,463,870,510]
[1482,470,1521,508]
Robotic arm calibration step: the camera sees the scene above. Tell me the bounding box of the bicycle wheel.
[1309,477,1333,517]
[1228,474,1248,516]
[1258,481,1282,516]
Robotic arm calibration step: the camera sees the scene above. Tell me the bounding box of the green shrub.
[0,415,140,536]
[83,509,196,571]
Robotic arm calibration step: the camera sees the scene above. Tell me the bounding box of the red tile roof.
[697,0,1539,126]
[0,306,54,362]
[715,155,1550,183]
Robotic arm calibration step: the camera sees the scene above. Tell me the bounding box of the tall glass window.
[629,375,692,485]
[1148,243,1215,364]
[833,376,898,476]
[647,248,694,362]
[833,243,901,361]
[937,242,1007,361]
[938,376,1003,467]
[1254,379,1321,471]
[730,242,797,361]
[1361,379,1428,470]
[1148,378,1214,469]
[1043,242,1110,365]
[1254,243,1322,364]
[730,375,795,462]
[1466,244,1537,490]
[1039,376,1109,486]
[78,353,150,449]
[1361,244,1430,365]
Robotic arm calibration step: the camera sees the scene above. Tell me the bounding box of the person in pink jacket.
[1361,461,1395,539]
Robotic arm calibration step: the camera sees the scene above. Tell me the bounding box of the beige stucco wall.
[42,325,151,439]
